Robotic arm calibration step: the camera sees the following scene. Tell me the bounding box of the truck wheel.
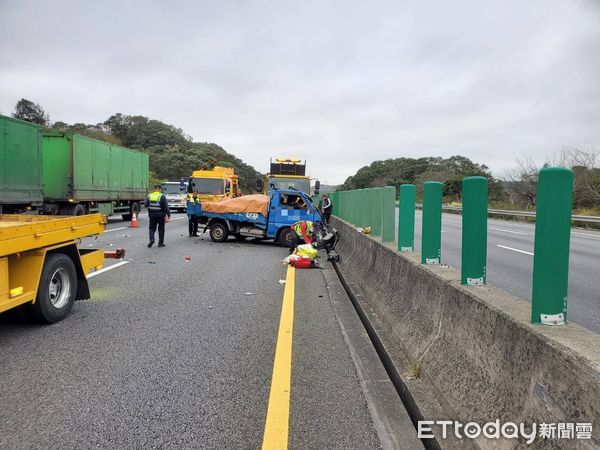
[30,253,77,324]
[69,205,85,216]
[209,222,229,242]
[278,228,293,247]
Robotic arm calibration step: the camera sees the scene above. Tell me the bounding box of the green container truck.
[0,114,149,220]
[0,116,44,210]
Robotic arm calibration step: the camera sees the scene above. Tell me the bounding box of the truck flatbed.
[0,214,106,257]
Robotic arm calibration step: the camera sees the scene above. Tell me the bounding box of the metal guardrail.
[413,204,600,224]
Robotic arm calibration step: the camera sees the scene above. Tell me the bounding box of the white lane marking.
[490,227,527,235]
[418,211,600,239]
[497,245,533,256]
[571,231,600,239]
[170,217,185,221]
[87,261,130,278]
[104,226,128,233]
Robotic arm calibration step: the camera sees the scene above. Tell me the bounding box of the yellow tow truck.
[0,214,118,323]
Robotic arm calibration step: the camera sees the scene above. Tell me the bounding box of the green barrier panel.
[345,190,352,223]
[398,184,416,251]
[461,176,488,285]
[370,188,382,236]
[531,167,574,325]
[362,189,370,228]
[332,192,339,216]
[421,181,443,264]
[360,188,369,228]
[348,191,356,224]
[356,189,364,227]
[352,190,359,225]
[382,186,396,242]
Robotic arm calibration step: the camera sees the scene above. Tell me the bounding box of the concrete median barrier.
[332,216,600,449]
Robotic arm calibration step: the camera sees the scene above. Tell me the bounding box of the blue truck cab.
[198,188,321,246]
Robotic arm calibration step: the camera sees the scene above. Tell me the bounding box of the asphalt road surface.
[403,210,600,334]
[0,212,421,449]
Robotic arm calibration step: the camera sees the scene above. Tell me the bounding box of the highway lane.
[0,212,419,448]
[402,210,600,333]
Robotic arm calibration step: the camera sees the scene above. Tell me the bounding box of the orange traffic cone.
[130,211,139,228]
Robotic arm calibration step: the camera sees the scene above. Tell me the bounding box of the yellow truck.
[189,166,239,202]
[0,214,114,323]
[259,158,318,196]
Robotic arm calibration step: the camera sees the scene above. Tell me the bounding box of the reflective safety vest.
[148,191,163,212]
[187,193,197,203]
[292,221,314,243]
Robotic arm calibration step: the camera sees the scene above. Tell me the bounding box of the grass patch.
[406,359,422,380]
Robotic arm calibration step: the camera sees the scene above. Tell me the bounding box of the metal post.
[461,176,488,285]
[370,188,382,236]
[398,184,416,251]
[421,181,443,264]
[531,167,574,325]
[382,186,396,242]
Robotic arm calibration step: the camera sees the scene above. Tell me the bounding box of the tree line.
[11,99,262,193]
[339,153,599,213]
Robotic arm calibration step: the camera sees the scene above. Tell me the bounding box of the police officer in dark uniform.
[145,184,171,247]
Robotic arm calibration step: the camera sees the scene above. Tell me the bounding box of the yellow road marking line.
[262,265,296,450]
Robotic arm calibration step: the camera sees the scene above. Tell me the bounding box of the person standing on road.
[145,184,171,248]
[320,194,333,224]
[187,191,199,237]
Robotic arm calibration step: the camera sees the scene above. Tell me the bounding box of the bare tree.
[552,149,600,207]
[504,157,540,207]
[505,149,600,210]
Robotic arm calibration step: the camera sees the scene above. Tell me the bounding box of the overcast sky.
[1,0,599,185]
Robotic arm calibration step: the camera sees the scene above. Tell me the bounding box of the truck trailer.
[0,115,149,220]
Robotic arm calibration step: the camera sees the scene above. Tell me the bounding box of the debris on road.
[185,256,191,262]
[278,280,286,285]
[244,292,255,295]
[148,261,156,264]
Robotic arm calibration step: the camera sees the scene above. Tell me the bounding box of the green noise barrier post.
[421,181,443,264]
[461,176,488,285]
[398,184,416,251]
[531,167,574,325]
[382,186,396,242]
